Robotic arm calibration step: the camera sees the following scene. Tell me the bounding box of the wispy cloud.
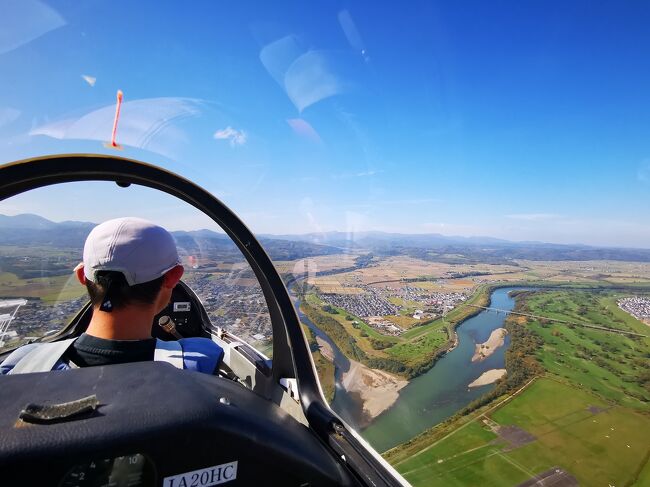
[295,175,318,183]
[383,197,440,205]
[213,126,247,147]
[355,169,381,177]
[332,169,383,179]
[81,74,96,87]
[505,213,561,221]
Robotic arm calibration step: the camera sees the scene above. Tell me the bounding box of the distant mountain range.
[1,213,650,263]
[262,230,650,263]
[0,214,96,247]
[0,214,342,262]
[264,230,539,248]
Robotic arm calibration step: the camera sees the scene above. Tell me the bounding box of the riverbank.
[342,360,408,426]
[472,328,507,362]
[437,284,493,358]
[468,369,507,387]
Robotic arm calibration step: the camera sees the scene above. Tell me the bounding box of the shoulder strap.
[9,338,77,374]
[154,339,184,369]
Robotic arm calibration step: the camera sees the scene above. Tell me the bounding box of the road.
[467,305,647,337]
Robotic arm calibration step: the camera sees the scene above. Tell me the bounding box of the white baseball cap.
[83,217,180,286]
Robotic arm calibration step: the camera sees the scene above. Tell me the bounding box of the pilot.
[1,217,223,374]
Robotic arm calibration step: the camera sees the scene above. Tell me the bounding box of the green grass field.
[386,327,448,366]
[386,288,650,486]
[312,350,335,402]
[634,455,650,486]
[0,271,86,303]
[395,378,650,487]
[300,323,336,402]
[521,291,650,410]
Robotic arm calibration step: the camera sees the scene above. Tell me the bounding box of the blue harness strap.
[1,337,224,375]
[179,338,224,374]
[7,338,77,374]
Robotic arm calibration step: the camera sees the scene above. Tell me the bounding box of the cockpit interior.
[0,154,408,487]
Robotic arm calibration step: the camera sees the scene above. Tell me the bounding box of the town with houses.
[618,296,650,323]
[183,273,273,344]
[318,284,468,336]
[1,276,472,351]
[0,271,276,352]
[0,296,87,351]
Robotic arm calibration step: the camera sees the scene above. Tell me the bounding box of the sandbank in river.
[468,368,507,387]
[342,360,408,422]
[315,336,335,362]
[472,327,507,362]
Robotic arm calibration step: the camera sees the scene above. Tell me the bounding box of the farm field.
[0,271,85,303]
[393,378,650,487]
[307,256,522,289]
[273,253,362,276]
[304,257,650,292]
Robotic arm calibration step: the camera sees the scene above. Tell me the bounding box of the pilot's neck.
[85,306,155,341]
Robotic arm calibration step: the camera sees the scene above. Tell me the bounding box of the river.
[291,290,368,427]
[290,283,522,453]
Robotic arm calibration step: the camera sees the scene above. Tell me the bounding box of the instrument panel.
[60,453,155,487]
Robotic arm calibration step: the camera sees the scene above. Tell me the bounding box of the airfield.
[388,377,650,486]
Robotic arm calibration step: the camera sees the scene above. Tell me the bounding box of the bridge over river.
[466,304,647,338]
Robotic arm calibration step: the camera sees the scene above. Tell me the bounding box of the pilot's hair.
[86,271,165,310]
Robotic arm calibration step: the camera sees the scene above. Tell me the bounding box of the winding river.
[290,284,523,453]
[292,291,365,426]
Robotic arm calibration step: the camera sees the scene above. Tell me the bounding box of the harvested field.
[496,425,536,450]
[313,283,365,294]
[312,257,522,287]
[384,314,422,329]
[274,254,361,275]
[587,405,606,414]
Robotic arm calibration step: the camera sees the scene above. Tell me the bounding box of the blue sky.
[1,0,649,247]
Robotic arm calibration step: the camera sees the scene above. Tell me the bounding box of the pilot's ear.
[74,263,86,285]
[162,265,184,289]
